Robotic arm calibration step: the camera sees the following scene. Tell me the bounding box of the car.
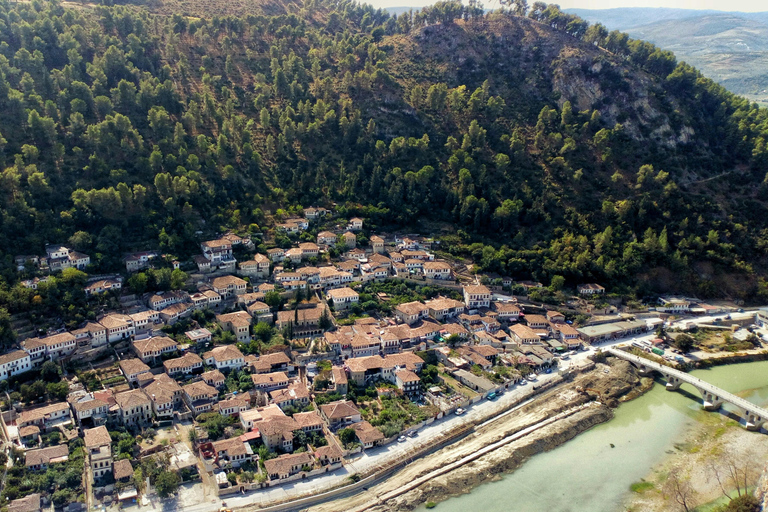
[407,430,417,438]
[519,379,527,386]
[398,436,407,442]
[455,407,465,415]
[603,368,610,374]
[545,368,552,374]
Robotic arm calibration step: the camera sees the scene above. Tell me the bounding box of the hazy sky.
[371,0,768,12]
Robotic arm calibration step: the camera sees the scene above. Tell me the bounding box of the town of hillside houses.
[2,206,754,510]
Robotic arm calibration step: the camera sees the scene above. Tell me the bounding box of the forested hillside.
[2,0,768,299]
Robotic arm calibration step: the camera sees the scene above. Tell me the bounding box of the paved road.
[607,348,768,419]
[129,371,564,512]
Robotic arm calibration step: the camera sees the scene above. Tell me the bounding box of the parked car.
[407,430,417,438]
[455,407,465,415]
[398,436,407,443]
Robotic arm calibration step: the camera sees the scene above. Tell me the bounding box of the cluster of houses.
[17,244,92,289]
[7,209,714,509]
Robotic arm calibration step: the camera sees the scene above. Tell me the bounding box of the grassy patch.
[630,481,654,493]
[425,502,437,509]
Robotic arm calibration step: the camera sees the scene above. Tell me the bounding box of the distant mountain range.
[566,8,768,103]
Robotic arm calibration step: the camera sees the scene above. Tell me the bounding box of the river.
[416,360,768,512]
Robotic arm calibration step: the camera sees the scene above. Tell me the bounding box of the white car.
[398,436,407,443]
[455,407,465,415]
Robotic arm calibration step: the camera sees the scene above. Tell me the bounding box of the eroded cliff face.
[550,48,694,147]
[395,16,697,149]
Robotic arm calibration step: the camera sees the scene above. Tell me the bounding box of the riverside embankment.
[306,357,647,512]
[426,359,768,512]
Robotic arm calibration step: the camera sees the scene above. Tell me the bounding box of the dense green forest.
[1,0,768,302]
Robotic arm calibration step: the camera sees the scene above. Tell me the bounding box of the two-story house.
[394,301,429,325]
[0,350,32,381]
[203,345,245,371]
[463,284,491,309]
[424,297,465,321]
[326,287,359,311]
[114,389,153,427]
[423,261,452,280]
[132,336,178,364]
[216,311,252,343]
[182,381,218,415]
[163,352,203,376]
[84,426,112,481]
[211,275,248,298]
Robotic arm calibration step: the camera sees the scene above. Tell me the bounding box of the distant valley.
[567,7,768,104]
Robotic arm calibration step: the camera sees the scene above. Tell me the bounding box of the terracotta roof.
[276,304,328,324]
[217,397,248,411]
[395,369,421,383]
[212,275,247,288]
[212,437,248,457]
[144,374,182,402]
[350,421,384,444]
[470,345,499,357]
[202,369,225,383]
[395,301,427,316]
[315,444,343,461]
[83,426,111,448]
[263,452,312,476]
[72,321,106,335]
[119,358,151,376]
[203,345,245,362]
[0,350,30,366]
[70,396,109,413]
[270,382,310,404]
[327,287,359,299]
[182,381,217,398]
[217,311,252,328]
[423,261,451,270]
[525,314,548,325]
[251,372,289,386]
[293,411,323,429]
[425,297,464,311]
[201,239,231,248]
[346,353,424,373]
[163,352,203,371]
[494,302,521,313]
[114,389,151,410]
[7,493,40,512]
[464,284,491,295]
[319,400,360,420]
[113,459,134,480]
[133,336,177,354]
[99,314,132,330]
[18,402,70,424]
[332,367,348,385]
[25,445,69,467]
[18,425,40,437]
[510,324,540,340]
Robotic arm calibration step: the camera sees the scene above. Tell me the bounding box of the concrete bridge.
[606,348,768,432]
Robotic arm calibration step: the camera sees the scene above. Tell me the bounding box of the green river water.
[417,360,768,512]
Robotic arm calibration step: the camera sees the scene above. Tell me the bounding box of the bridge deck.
[607,349,768,417]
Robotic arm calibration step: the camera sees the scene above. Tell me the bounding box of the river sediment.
[307,357,647,512]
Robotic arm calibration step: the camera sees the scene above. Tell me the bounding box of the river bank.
[624,362,768,512]
[305,358,648,512]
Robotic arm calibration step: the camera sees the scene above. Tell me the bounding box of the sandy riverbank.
[305,358,648,512]
[625,409,768,511]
